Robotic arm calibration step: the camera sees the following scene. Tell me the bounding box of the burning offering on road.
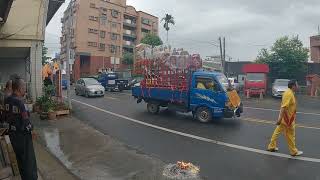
[163,161,201,179]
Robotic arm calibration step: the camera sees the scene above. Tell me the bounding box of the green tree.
[161,14,175,43]
[256,36,308,80]
[42,46,51,65]
[140,33,163,47]
[122,52,134,69]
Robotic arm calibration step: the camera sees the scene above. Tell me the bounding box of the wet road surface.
[65,90,320,180]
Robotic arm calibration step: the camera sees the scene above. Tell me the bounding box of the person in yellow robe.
[267,80,303,156]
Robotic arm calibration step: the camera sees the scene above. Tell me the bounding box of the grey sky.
[45,0,320,61]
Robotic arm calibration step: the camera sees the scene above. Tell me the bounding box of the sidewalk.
[34,140,78,180]
[32,114,168,180]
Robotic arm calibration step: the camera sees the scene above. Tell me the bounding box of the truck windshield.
[217,75,228,91]
[247,73,264,82]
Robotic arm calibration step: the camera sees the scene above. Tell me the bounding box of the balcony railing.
[123,40,134,48]
[123,19,136,28]
[123,30,136,38]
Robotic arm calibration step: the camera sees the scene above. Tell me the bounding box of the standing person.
[267,80,303,156]
[4,78,37,180]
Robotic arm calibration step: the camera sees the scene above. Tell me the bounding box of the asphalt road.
[66,90,320,180]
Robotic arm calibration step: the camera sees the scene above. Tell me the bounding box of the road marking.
[245,106,320,116]
[243,117,320,130]
[71,98,320,163]
[105,96,118,100]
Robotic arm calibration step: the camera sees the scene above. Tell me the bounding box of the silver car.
[75,78,105,97]
[272,79,290,97]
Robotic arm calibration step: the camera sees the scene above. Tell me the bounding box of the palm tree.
[161,14,175,44]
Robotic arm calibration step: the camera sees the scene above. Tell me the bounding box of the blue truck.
[97,72,128,92]
[132,71,243,123]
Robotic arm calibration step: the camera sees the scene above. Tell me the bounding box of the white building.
[202,56,223,72]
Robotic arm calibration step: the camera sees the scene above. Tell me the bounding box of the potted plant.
[48,108,56,120]
[39,99,57,120]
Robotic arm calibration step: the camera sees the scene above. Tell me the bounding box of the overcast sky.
[45,0,320,61]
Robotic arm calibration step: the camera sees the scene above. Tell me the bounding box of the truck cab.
[190,71,242,121]
[242,64,269,97]
[98,72,121,92]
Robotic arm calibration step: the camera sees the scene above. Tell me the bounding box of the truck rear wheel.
[147,102,160,114]
[196,107,212,123]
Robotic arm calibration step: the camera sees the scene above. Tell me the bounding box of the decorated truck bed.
[132,44,243,123]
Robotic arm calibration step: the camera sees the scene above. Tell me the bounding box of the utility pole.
[66,4,72,110]
[223,37,226,76]
[219,37,224,74]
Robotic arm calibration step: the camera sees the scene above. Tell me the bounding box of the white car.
[272,79,290,97]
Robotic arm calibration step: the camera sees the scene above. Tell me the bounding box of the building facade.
[202,56,223,72]
[0,0,63,101]
[310,35,320,63]
[60,0,159,81]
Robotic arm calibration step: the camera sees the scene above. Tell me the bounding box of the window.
[111,9,119,18]
[110,45,117,53]
[111,33,118,40]
[111,22,117,28]
[99,43,105,50]
[195,77,221,92]
[100,7,107,12]
[100,14,107,25]
[246,73,265,82]
[84,78,100,85]
[77,80,83,85]
[141,18,151,25]
[100,31,106,38]
[90,3,95,8]
[89,16,98,21]
[216,75,228,91]
[70,28,75,37]
[88,28,98,34]
[88,42,97,47]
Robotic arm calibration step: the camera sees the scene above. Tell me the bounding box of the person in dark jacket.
[4,78,38,180]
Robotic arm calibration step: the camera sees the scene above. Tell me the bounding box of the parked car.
[128,77,144,88]
[272,79,290,97]
[75,78,105,97]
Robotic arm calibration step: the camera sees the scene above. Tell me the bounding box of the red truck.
[242,64,269,97]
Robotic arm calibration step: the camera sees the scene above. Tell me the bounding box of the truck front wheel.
[196,107,212,123]
[147,102,160,114]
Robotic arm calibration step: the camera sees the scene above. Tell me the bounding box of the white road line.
[245,106,320,116]
[71,98,320,163]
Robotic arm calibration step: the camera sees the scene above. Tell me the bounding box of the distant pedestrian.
[4,78,38,179]
[267,80,303,156]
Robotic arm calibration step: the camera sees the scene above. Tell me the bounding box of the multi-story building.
[310,35,320,63]
[60,0,159,81]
